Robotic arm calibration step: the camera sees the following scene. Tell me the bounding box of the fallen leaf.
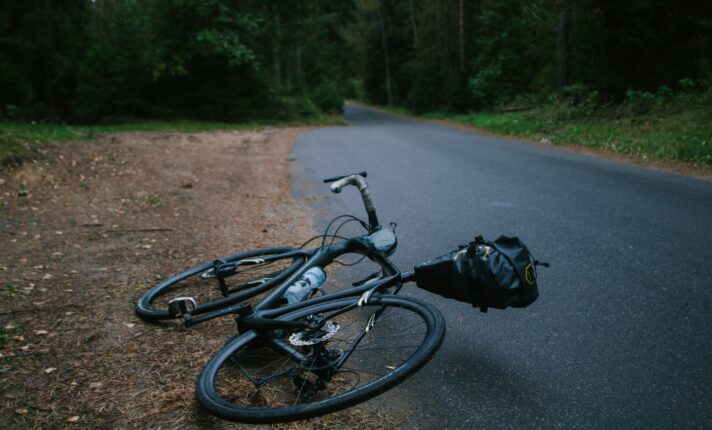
[89,382,103,389]
[66,415,80,423]
[4,324,15,330]
[35,330,48,335]
[44,367,56,374]
[41,273,52,280]
[14,408,28,415]
[19,345,30,351]
[124,323,136,329]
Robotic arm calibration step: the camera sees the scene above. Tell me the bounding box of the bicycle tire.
[195,295,445,423]
[135,247,305,321]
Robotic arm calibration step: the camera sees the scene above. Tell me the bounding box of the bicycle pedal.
[168,296,197,317]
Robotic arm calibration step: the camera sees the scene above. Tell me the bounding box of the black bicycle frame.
[186,235,404,330]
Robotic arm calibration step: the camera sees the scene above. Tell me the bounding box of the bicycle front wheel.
[195,295,446,423]
[135,247,305,321]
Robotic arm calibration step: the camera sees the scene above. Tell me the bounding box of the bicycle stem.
[330,174,380,229]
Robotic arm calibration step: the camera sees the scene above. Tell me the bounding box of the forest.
[1,0,711,162]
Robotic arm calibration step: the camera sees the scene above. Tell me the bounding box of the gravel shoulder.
[0,128,393,429]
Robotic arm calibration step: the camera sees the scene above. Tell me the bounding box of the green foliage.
[309,82,345,114]
[143,195,161,207]
[73,0,269,122]
[430,87,712,165]
[468,0,556,107]
[0,0,91,119]
[2,0,351,124]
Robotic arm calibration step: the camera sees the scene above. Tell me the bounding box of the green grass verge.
[0,115,344,165]
[370,94,712,166]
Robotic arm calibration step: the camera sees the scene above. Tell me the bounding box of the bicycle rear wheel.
[135,247,305,321]
[195,295,445,423]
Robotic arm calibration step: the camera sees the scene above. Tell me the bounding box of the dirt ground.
[0,129,394,429]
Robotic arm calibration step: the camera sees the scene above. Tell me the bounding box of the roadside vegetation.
[1,1,351,164]
[423,82,712,166]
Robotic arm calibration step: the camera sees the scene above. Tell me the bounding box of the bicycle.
[136,172,446,423]
[135,172,541,424]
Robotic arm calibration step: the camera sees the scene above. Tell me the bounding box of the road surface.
[290,104,712,429]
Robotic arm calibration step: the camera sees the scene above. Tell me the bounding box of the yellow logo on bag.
[481,246,491,260]
[525,262,535,285]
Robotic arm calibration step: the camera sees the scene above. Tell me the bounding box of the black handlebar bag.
[414,235,542,311]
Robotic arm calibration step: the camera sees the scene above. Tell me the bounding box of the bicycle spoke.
[208,297,439,417]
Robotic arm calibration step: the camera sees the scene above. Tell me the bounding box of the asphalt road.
[290,104,712,429]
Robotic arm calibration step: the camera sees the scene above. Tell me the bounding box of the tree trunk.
[556,0,572,95]
[459,0,465,72]
[273,6,282,84]
[376,7,393,105]
[408,0,419,44]
[296,46,305,97]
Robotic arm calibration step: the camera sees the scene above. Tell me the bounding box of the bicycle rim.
[135,247,303,320]
[196,295,445,423]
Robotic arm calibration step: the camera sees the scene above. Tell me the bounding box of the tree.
[556,0,572,95]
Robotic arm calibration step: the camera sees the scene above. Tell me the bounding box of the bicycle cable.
[318,214,369,248]
[297,214,370,266]
[329,217,368,266]
[298,233,350,249]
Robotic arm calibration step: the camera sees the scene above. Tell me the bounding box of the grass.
[143,195,161,207]
[372,92,712,166]
[0,115,345,165]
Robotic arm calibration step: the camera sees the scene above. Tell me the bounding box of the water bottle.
[283,267,326,304]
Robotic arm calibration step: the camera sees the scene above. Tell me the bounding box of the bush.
[469,65,508,107]
[308,82,344,114]
[272,97,321,120]
[558,83,600,118]
[624,89,657,115]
